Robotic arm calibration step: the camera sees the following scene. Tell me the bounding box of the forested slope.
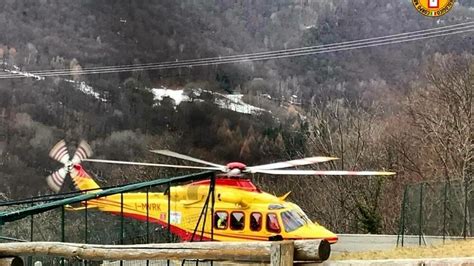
[0,0,472,234]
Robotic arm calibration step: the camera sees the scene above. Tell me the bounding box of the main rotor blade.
[149,150,225,169]
[83,158,222,171]
[254,169,396,176]
[248,156,338,171]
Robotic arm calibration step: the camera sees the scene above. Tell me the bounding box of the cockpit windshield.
[280,209,311,232]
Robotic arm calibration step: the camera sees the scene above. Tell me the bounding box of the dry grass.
[332,240,474,260]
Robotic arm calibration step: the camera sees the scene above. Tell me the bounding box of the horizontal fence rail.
[0,240,330,265]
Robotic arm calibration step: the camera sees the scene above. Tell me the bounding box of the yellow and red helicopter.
[46,140,395,244]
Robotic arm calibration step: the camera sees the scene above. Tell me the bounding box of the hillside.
[0,0,472,235]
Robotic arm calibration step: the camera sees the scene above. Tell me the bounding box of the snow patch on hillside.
[4,66,263,114]
[151,87,189,105]
[65,79,106,102]
[3,65,106,102]
[214,92,265,114]
[151,86,265,115]
[3,66,45,80]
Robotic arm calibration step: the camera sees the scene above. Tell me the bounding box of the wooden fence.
[0,239,330,266]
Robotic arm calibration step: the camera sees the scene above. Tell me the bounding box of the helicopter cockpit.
[280,209,311,232]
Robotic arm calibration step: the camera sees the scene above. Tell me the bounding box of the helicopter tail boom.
[70,164,101,192]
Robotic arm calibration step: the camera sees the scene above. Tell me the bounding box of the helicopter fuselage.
[86,177,338,243]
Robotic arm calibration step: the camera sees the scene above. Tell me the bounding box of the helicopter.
[46,140,395,243]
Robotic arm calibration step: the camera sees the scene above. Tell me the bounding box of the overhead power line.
[1,22,472,78]
[1,26,472,78]
[4,20,474,75]
[0,21,473,79]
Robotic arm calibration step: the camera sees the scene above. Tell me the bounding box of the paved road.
[321,257,474,266]
[332,234,471,253]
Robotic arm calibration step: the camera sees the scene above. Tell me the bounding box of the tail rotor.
[46,140,93,192]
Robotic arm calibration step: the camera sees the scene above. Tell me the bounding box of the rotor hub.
[65,161,74,172]
[226,162,247,170]
[226,162,247,175]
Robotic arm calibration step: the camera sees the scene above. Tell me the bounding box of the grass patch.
[332,239,474,260]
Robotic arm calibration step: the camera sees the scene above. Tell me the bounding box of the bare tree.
[390,54,473,236]
[406,53,472,183]
[283,99,398,233]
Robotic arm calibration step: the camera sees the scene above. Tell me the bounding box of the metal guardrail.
[0,171,214,224]
[0,171,216,266]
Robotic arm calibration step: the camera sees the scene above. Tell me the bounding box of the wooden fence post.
[270,241,294,266]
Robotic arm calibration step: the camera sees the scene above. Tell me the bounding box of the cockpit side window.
[266,213,281,233]
[230,212,245,230]
[250,212,262,231]
[281,209,306,232]
[214,211,228,230]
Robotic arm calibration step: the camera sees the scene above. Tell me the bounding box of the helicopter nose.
[314,225,338,243]
[293,224,338,243]
[324,235,338,244]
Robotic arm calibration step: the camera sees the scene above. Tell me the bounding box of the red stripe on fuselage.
[108,210,268,241]
[109,211,212,241]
